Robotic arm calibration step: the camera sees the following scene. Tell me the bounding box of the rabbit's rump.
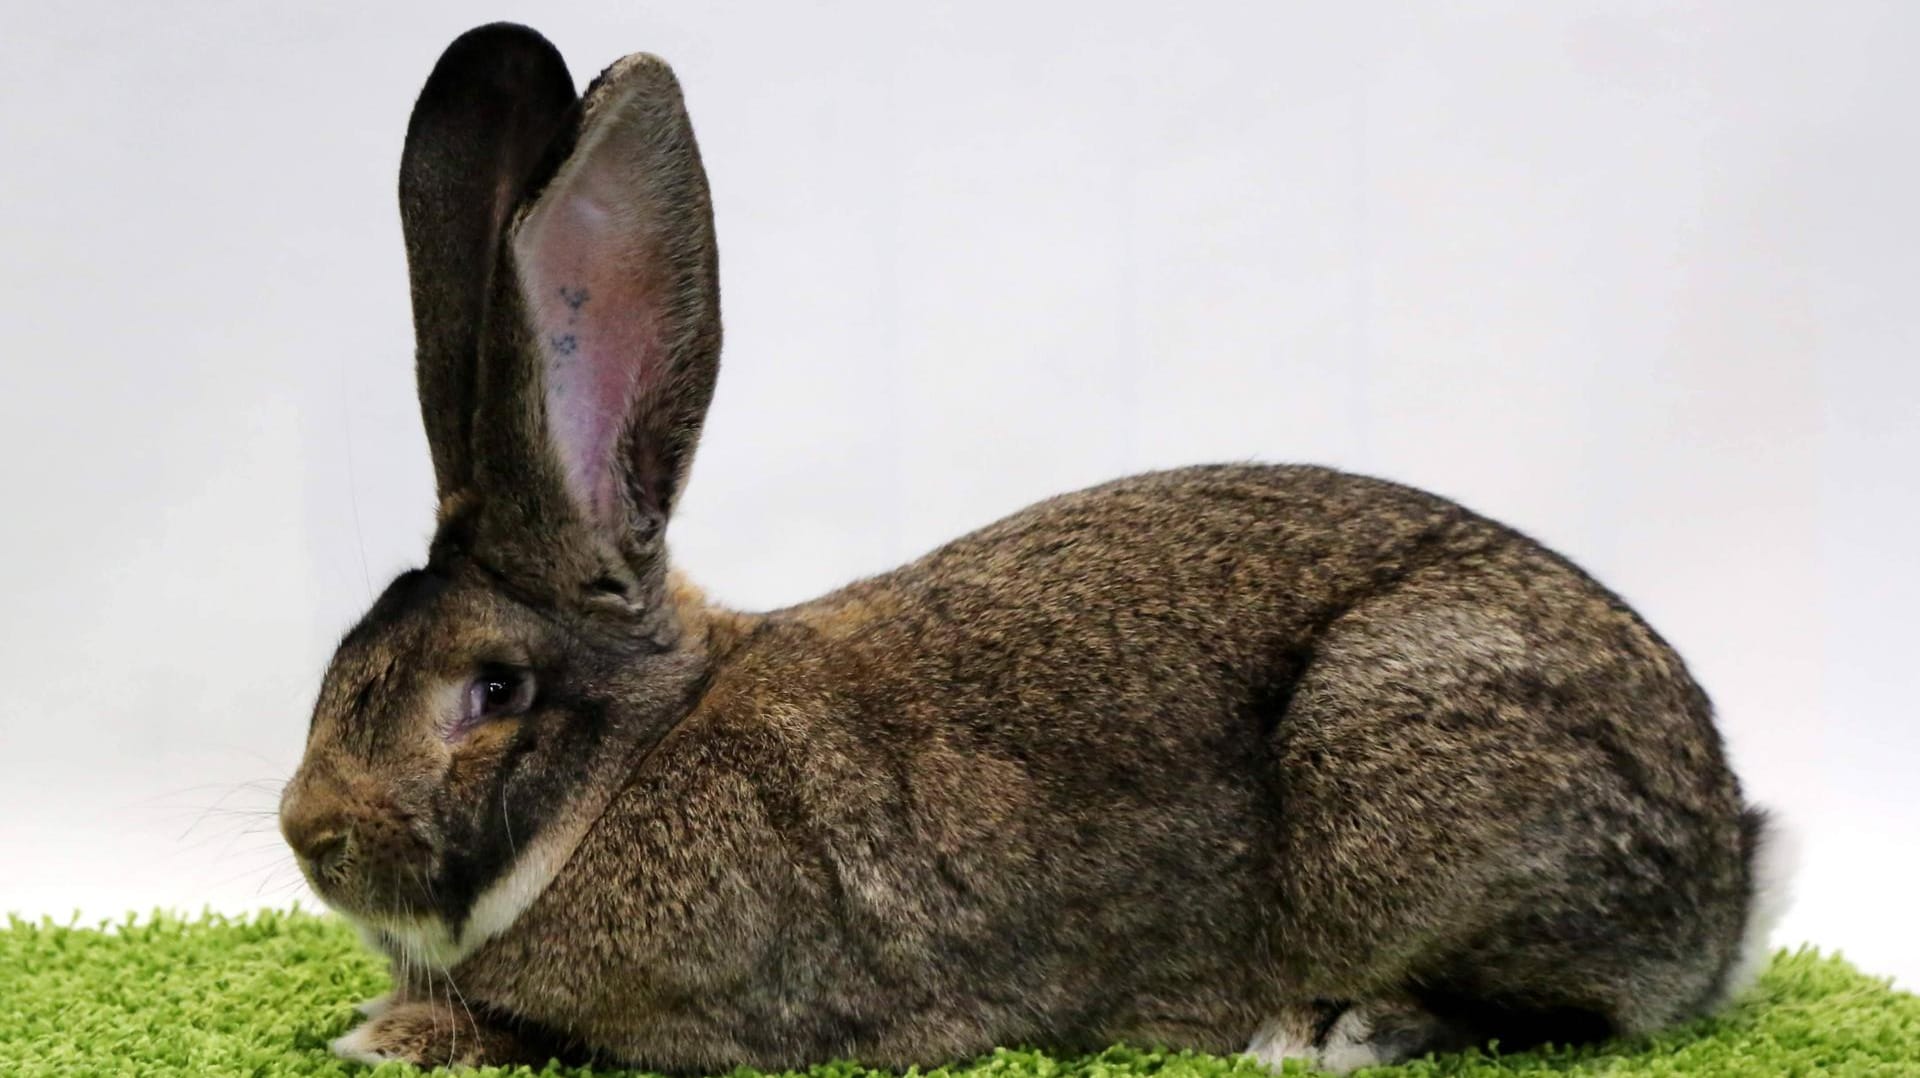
[1254,548,1753,1066]
[729,465,1763,1070]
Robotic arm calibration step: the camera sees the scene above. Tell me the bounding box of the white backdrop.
[2,2,1915,987]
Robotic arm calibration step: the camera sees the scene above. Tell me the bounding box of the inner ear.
[519,167,664,522]
[509,54,721,545]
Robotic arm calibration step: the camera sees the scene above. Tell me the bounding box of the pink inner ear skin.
[519,181,667,527]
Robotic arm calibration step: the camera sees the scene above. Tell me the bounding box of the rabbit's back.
[503,464,1755,1069]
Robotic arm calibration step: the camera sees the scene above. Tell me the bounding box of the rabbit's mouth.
[359,911,469,969]
[287,824,474,965]
[290,821,444,924]
[279,761,452,925]
[335,804,594,970]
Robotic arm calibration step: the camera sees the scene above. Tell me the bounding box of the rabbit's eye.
[463,667,535,726]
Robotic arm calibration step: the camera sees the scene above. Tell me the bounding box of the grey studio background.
[2,2,1915,987]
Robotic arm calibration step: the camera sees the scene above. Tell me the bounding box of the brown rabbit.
[279,23,1787,1074]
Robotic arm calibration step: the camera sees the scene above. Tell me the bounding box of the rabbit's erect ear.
[399,24,576,503]
[508,53,721,544]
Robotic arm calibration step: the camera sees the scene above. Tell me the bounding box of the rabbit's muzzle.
[280,765,436,917]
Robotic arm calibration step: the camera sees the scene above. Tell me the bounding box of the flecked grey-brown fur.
[280,22,1768,1074]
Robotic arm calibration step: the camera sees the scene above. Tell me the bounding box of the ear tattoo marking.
[549,333,580,355]
[558,286,590,315]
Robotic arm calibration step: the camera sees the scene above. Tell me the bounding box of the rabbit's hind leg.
[1259,563,1752,1064]
[1246,997,1468,1074]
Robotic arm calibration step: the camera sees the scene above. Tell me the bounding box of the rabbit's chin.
[351,821,584,969]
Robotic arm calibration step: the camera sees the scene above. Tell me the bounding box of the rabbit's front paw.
[331,999,530,1069]
[330,1019,402,1067]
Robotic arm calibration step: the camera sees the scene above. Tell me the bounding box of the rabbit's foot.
[331,999,539,1069]
[1246,1000,1336,1066]
[1248,998,1464,1074]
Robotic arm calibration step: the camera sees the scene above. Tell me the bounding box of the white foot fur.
[1314,1008,1392,1073]
[1245,1012,1319,1066]
[1247,1000,1446,1074]
[330,1021,400,1065]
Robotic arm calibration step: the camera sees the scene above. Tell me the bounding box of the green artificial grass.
[3,910,1915,1077]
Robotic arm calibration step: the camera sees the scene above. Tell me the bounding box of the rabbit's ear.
[507,53,721,544]
[399,24,576,503]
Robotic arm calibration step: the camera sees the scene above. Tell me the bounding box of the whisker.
[175,778,286,842]
[135,778,284,808]
[254,861,305,898]
[179,847,295,879]
[502,785,517,861]
[444,963,474,1068]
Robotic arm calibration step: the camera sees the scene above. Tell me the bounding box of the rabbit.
[278,22,1788,1075]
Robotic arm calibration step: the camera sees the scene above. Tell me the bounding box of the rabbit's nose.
[281,795,351,875]
[301,828,350,875]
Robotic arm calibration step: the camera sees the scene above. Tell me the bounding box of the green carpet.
[3,910,1915,1077]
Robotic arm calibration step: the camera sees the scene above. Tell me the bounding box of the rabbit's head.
[279,24,722,958]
